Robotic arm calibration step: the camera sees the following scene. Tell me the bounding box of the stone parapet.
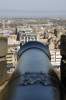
[0,57,7,85]
[0,35,7,86]
[61,58,66,86]
[60,35,66,56]
[0,35,8,57]
[60,35,66,87]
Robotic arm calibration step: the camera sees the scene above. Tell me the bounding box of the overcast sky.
[0,0,66,11]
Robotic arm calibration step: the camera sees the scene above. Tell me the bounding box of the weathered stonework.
[0,35,8,57]
[0,35,7,87]
[60,35,66,87]
[0,57,7,85]
[60,35,66,56]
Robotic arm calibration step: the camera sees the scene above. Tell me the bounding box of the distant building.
[10,35,17,40]
[7,38,20,71]
[8,39,20,53]
[19,32,37,45]
[50,49,62,66]
[6,45,18,71]
[38,39,48,45]
[49,42,55,50]
[17,27,33,33]
[6,49,15,70]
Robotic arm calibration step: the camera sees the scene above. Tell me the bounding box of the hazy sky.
[0,0,66,11]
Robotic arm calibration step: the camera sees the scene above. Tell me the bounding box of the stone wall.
[0,35,7,85]
[60,35,66,56]
[0,35,8,57]
[60,35,66,87]
[0,57,7,85]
